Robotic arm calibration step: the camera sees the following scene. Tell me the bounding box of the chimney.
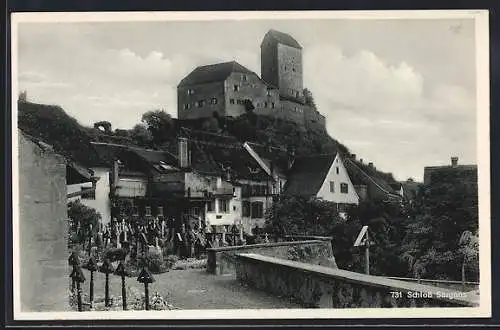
[110,159,120,195]
[178,137,190,168]
[368,162,374,168]
[351,154,356,159]
[360,158,363,164]
[451,156,458,167]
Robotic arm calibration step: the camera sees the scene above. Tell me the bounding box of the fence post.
[86,257,98,309]
[115,261,128,310]
[100,259,115,307]
[137,266,155,310]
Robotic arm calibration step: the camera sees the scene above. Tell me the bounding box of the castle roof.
[262,29,302,49]
[178,61,257,87]
[284,153,338,197]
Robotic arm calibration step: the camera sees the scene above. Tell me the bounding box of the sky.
[16,15,479,182]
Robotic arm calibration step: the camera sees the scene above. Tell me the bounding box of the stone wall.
[207,239,336,275]
[178,81,226,120]
[18,132,70,312]
[236,253,478,308]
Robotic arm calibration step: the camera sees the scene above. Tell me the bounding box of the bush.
[102,247,127,262]
[137,251,169,274]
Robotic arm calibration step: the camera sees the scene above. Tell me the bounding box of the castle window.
[264,102,268,108]
[230,99,235,104]
[271,102,275,108]
[187,89,195,95]
[184,103,190,110]
[211,98,218,105]
[234,84,239,92]
[340,183,349,194]
[292,67,296,72]
[196,100,205,108]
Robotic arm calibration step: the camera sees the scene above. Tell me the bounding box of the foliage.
[399,178,479,281]
[130,123,154,147]
[303,88,316,109]
[201,111,221,133]
[265,196,409,276]
[101,247,127,263]
[141,110,174,144]
[93,121,112,134]
[67,200,101,247]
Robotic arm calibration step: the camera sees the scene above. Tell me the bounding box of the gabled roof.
[344,158,401,198]
[284,153,337,197]
[177,128,271,181]
[262,29,302,49]
[244,142,290,176]
[178,61,257,87]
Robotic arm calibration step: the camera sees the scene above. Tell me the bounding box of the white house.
[284,153,359,216]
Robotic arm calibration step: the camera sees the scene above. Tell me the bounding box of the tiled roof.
[178,61,257,87]
[177,128,271,181]
[263,29,302,49]
[284,154,337,197]
[245,142,290,176]
[344,158,400,198]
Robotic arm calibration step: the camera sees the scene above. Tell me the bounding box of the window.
[241,185,252,197]
[242,75,247,81]
[266,89,271,97]
[336,167,339,175]
[81,187,95,200]
[251,201,264,219]
[211,98,218,105]
[196,100,205,108]
[187,89,195,95]
[340,183,349,194]
[242,201,251,217]
[230,99,235,105]
[264,102,268,108]
[184,103,190,110]
[237,99,243,105]
[271,102,275,108]
[219,199,230,213]
[234,84,239,92]
[329,181,335,193]
[296,91,300,98]
[292,67,296,72]
[207,200,215,212]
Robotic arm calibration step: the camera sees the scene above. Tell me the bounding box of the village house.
[283,153,360,217]
[177,29,325,130]
[423,156,478,189]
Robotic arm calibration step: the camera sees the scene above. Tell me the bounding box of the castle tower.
[261,29,304,102]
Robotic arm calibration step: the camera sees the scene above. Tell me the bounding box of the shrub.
[102,247,127,262]
[137,251,167,274]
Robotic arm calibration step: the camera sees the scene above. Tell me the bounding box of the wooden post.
[144,283,150,310]
[76,280,83,311]
[100,259,115,307]
[86,257,97,309]
[137,266,155,311]
[364,232,370,275]
[115,261,128,310]
[69,264,86,312]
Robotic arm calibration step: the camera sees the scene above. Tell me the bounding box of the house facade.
[284,153,359,215]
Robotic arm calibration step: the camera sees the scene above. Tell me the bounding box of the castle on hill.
[177,29,326,130]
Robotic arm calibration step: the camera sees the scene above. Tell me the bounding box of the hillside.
[17,101,397,186]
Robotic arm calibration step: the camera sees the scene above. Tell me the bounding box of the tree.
[130,123,154,146]
[303,88,316,109]
[94,121,112,134]
[68,200,101,247]
[141,110,174,145]
[458,230,479,285]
